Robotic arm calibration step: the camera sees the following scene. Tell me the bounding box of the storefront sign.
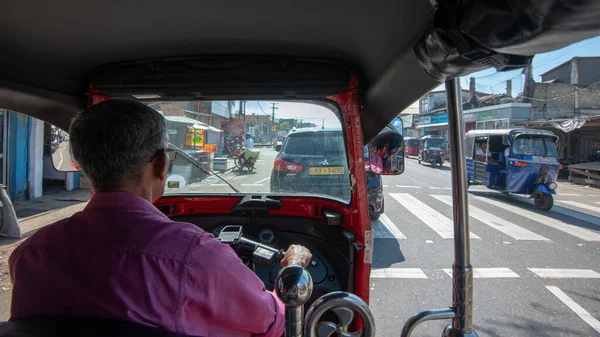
[463,113,477,123]
[184,129,205,147]
[418,116,431,124]
[168,129,178,135]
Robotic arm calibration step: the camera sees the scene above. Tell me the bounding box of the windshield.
[424,139,444,148]
[161,100,350,202]
[512,136,558,157]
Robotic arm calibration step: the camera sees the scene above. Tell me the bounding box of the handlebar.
[217,225,285,265]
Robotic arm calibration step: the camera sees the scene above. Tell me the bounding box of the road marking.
[383,185,389,188]
[241,183,264,187]
[429,187,452,190]
[443,268,519,278]
[559,193,582,196]
[436,169,450,175]
[253,177,271,184]
[433,195,549,241]
[546,286,600,334]
[407,160,414,165]
[473,196,600,241]
[373,214,406,239]
[396,185,421,189]
[425,240,434,244]
[371,268,427,279]
[388,193,480,239]
[210,184,229,187]
[529,268,600,279]
[556,200,600,215]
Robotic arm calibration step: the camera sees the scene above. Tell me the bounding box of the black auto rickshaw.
[418,135,446,167]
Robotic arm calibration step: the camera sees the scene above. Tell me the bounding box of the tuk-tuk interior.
[2,0,600,336]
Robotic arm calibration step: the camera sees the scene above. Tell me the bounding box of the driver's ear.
[153,149,168,181]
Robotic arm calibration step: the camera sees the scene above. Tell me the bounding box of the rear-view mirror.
[365,122,404,175]
[48,126,79,172]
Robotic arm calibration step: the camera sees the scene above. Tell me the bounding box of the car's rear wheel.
[369,211,380,221]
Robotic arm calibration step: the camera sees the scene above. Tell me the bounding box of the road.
[370,157,600,337]
[171,146,279,194]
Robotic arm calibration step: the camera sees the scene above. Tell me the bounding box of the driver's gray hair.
[69,99,169,191]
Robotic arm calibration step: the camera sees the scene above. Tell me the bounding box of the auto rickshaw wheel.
[418,158,421,164]
[534,193,554,211]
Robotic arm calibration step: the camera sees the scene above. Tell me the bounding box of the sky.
[411,35,600,108]
[240,34,600,119]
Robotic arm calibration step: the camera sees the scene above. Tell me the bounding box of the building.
[540,56,600,86]
[527,56,600,160]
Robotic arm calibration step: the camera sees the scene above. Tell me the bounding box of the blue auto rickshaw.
[465,129,560,210]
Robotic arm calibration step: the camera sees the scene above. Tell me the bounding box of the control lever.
[217,225,285,265]
[274,265,313,337]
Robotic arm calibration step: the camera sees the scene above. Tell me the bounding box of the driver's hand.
[281,244,312,268]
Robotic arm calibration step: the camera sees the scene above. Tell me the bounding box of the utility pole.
[270,103,279,138]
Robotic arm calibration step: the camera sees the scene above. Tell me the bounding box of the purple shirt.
[9,191,285,337]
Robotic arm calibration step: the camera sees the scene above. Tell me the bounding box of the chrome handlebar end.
[304,291,375,337]
[275,265,313,337]
[275,265,313,307]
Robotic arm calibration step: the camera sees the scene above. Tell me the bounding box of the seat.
[0,317,191,337]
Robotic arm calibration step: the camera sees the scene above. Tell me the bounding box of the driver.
[9,99,312,337]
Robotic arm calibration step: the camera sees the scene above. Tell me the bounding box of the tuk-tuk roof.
[420,135,446,140]
[0,1,599,141]
[465,129,557,139]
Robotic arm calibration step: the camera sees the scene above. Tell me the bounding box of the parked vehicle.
[465,129,560,210]
[418,135,446,167]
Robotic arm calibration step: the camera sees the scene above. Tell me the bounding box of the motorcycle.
[235,147,261,172]
[223,141,242,159]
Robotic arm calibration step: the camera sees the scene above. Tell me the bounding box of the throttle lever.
[217,225,285,265]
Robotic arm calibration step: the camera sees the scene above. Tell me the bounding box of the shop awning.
[416,122,448,129]
[526,115,600,133]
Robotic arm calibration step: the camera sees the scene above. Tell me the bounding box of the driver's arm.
[181,235,285,337]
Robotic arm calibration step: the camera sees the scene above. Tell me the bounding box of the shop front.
[462,103,531,131]
[417,113,449,139]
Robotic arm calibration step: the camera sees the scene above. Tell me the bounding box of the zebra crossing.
[373,191,600,242]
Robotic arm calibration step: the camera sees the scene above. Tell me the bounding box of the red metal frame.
[87,69,372,304]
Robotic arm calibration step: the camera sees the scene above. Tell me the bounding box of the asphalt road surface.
[370,157,600,337]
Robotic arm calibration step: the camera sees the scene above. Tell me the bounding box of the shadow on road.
[372,238,405,268]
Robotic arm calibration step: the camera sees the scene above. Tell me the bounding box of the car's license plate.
[308,167,345,175]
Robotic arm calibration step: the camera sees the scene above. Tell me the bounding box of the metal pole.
[443,78,477,337]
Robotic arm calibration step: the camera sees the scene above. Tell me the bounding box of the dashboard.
[171,214,357,306]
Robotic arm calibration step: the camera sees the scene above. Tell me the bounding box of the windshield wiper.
[168,144,240,193]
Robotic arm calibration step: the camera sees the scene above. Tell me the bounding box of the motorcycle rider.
[244,133,254,149]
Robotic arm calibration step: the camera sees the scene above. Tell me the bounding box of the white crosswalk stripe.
[371,268,427,279]
[473,196,600,241]
[433,195,549,241]
[556,200,600,215]
[546,286,600,334]
[388,193,481,239]
[529,268,600,279]
[442,268,520,278]
[373,214,406,239]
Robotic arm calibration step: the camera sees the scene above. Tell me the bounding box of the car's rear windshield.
[283,132,345,156]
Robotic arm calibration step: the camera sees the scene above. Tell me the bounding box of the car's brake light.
[274,158,303,173]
